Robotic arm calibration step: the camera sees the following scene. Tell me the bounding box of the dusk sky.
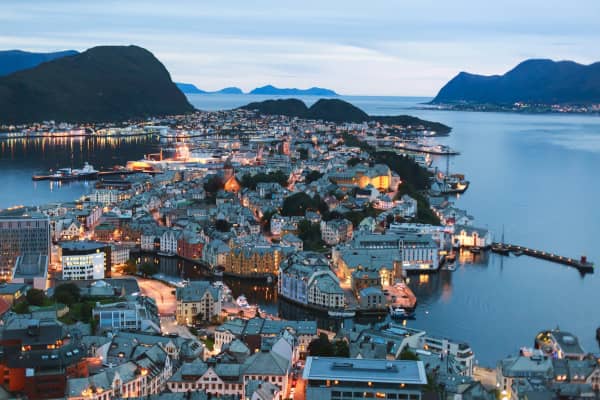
[2,0,600,95]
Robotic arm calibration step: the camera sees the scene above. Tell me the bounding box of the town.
[0,108,598,400]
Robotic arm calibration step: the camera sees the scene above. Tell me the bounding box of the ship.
[47,162,98,181]
[327,310,356,318]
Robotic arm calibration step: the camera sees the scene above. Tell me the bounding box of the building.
[110,245,130,267]
[227,244,283,277]
[328,164,392,191]
[303,357,427,400]
[320,219,353,246]
[0,282,28,306]
[60,241,112,280]
[452,225,492,248]
[11,253,48,290]
[278,252,345,309]
[0,208,50,278]
[175,281,222,325]
[0,316,88,399]
[92,296,161,333]
[497,354,554,399]
[535,329,586,360]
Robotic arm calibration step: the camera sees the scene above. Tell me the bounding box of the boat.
[212,265,224,277]
[50,162,98,181]
[513,250,524,257]
[491,243,510,255]
[328,310,356,318]
[236,295,250,308]
[470,246,481,254]
[444,262,456,271]
[157,251,177,257]
[389,306,415,319]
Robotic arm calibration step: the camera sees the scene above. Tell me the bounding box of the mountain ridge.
[0,49,79,76]
[0,45,194,124]
[432,59,600,105]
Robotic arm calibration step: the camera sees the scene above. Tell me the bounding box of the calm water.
[2,95,599,366]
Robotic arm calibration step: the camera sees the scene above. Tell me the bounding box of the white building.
[452,224,492,248]
[320,218,353,245]
[60,241,108,280]
[160,229,181,255]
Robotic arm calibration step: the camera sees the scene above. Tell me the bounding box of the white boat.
[236,295,250,308]
[389,305,415,319]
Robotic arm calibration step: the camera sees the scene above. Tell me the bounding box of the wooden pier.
[491,242,594,273]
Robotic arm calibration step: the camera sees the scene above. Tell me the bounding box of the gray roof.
[176,281,220,302]
[303,357,427,385]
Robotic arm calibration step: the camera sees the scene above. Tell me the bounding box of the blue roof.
[303,357,427,385]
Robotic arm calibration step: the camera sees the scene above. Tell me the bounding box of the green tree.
[399,348,420,360]
[346,157,361,167]
[215,219,231,232]
[297,220,326,251]
[334,340,350,357]
[203,175,224,194]
[53,283,81,306]
[281,192,319,216]
[13,302,29,314]
[305,170,324,184]
[308,333,335,357]
[26,289,47,307]
[123,259,137,275]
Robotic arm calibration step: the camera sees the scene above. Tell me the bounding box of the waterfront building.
[160,229,182,255]
[535,329,586,360]
[227,243,283,277]
[452,224,492,248]
[320,218,353,245]
[303,357,427,400]
[358,286,386,310]
[11,253,48,290]
[202,239,230,267]
[59,241,112,280]
[110,245,130,267]
[278,252,344,309]
[0,208,50,278]
[175,281,221,325]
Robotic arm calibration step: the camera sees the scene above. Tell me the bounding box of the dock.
[32,169,143,181]
[491,242,594,273]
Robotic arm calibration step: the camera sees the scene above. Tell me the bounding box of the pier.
[491,242,594,273]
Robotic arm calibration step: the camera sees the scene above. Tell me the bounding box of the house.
[452,224,492,248]
[175,281,222,325]
[320,219,353,245]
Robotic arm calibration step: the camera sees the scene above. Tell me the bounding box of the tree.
[297,220,326,251]
[54,283,81,306]
[305,170,324,184]
[123,259,137,275]
[26,289,47,307]
[346,157,361,167]
[399,348,420,361]
[215,219,231,232]
[281,192,320,216]
[334,340,350,357]
[13,301,29,314]
[203,175,224,194]
[298,148,308,160]
[308,333,335,357]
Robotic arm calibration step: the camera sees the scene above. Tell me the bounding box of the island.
[249,84,338,96]
[430,59,600,113]
[240,98,451,134]
[0,45,194,124]
[176,83,244,94]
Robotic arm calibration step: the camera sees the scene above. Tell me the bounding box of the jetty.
[32,169,144,181]
[491,242,594,273]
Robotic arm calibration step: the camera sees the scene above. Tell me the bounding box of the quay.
[32,169,148,181]
[491,242,594,273]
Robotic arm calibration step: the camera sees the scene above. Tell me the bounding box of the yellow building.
[329,164,391,191]
[227,244,282,277]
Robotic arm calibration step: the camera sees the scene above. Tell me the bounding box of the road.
[135,277,177,315]
[473,366,497,390]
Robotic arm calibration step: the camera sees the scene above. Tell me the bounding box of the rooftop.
[303,357,427,385]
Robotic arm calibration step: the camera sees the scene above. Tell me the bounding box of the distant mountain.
[176,82,206,94]
[0,49,79,76]
[432,59,600,105]
[0,45,194,125]
[176,83,243,94]
[249,85,338,96]
[240,98,450,133]
[217,87,243,94]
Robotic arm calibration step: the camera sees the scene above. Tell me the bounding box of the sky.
[2,0,600,96]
